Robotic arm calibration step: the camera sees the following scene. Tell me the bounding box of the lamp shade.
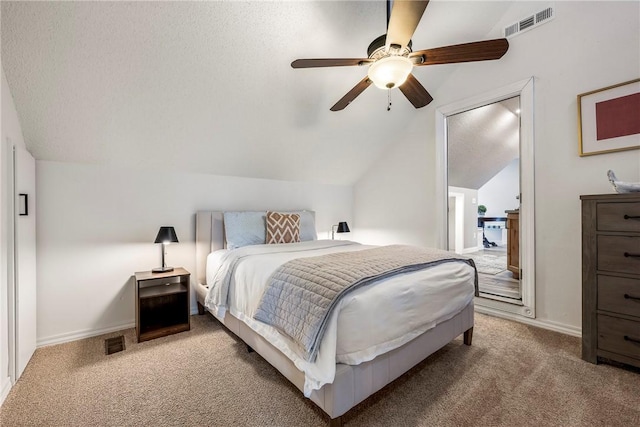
[336,222,350,233]
[154,226,179,244]
[367,55,413,89]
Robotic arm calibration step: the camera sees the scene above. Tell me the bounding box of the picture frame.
[577,78,640,156]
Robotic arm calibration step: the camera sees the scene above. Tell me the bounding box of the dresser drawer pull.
[623,252,640,258]
[624,215,640,220]
[624,293,640,301]
[624,335,640,345]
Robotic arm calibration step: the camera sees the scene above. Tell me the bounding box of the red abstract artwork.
[595,92,640,141]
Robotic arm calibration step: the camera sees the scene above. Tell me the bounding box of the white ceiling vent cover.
[504,6,554,38]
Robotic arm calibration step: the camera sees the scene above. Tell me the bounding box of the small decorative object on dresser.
[581,193,640,368]
[134,268,190,342]
[608,170,640,193]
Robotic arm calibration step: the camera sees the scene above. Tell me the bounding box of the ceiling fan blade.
[411,39,509,66]
[291,58,372,69]
[385,0,430,52]
[399,74,433,108]
[330,77,373,111]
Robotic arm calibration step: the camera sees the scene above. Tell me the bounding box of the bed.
[195,211,476,426]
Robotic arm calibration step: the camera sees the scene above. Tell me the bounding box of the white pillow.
[223,211,265,249]
[223,210,317,249]
[286,210,317,242]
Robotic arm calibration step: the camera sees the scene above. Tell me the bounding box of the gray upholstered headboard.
[195,212,225,286]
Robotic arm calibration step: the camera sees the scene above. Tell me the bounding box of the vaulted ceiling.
[1,1,513,185]
[448,96,520,189]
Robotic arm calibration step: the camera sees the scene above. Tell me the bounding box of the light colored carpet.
[1,313,639,426]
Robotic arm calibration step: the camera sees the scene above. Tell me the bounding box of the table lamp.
[332,221,350,240]
[152,226,179,273]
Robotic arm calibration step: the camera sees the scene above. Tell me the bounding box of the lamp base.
[152,266,174,273]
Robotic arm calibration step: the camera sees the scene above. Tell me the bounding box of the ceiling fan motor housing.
[367,34,413,60]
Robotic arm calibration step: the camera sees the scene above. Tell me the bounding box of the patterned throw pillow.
[266,212,300,244]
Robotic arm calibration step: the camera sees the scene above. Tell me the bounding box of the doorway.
[448,97,521,302]
[435,78,535,319]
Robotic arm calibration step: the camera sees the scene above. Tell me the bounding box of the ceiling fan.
[291,0,509,111]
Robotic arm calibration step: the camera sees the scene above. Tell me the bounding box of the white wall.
[448,186,479,250]
[478,158,520,244]
[1,67,28,403]
[354,1,640,332]
[478,158,519,217]
[36,161,353,345]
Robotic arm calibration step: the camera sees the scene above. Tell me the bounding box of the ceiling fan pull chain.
[387,89,392,111]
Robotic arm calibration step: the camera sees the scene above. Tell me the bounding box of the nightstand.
[134,267,191,342]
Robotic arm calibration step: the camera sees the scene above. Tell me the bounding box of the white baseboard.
[475,306,582,337]
[37,305,208,348]
[36,321,136,348]
[461,246,480,254]
[1,376,12,407]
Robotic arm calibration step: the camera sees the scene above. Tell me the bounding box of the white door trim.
[6,139,17,384]
[448,192,465,253]
[435,77,536,318]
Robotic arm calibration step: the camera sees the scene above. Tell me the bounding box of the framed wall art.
[578,78,640,156]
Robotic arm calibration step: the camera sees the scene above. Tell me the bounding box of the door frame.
[6,139,17,383]
[435,77,536,318]
[448,192,465,254]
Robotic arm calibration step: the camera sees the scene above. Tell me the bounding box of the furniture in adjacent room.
[505,210,520,279]
[581,193,640,369]
[134,268,191,342]
[477,216,506,248]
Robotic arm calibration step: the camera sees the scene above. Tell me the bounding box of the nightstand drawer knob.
[623,293,640,301]
[624,215,640,220]
[623,335,640,345]
[623,252,640,258]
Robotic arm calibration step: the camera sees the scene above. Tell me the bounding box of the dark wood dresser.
[581,193,640,368]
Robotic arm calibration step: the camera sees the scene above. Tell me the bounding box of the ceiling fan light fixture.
[367,56,413,90]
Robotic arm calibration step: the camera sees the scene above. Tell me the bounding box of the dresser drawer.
[598,275,640,317]
[597,202,640,232]
[597,315,640,360]
[597,235,640,275]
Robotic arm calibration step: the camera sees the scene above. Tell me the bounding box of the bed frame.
[195,211,474,426]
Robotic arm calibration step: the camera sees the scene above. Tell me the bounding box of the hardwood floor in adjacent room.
[466,245,521,301]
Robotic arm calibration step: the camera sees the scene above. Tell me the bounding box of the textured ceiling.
[448,96,520,189]
[1,1,512,185]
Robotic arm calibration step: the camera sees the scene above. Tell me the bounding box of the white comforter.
[204,240,475,396]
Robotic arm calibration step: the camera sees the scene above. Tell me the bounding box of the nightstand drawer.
[597,202,640,232]
[598,275,640,317]
[138,275,181,289]
[597,315,640,360]
[597,235,640,275]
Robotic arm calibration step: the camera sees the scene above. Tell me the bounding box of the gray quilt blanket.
[253,245,478,362]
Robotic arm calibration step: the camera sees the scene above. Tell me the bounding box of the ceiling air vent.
[504,6,554,38]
